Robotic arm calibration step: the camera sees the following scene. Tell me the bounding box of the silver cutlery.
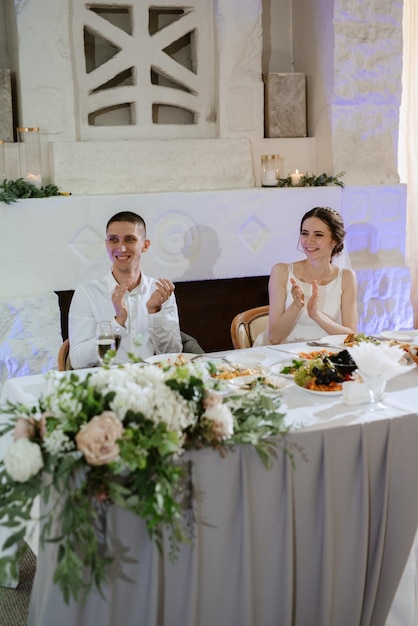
[264,345,300,356]
[306,341,342,349]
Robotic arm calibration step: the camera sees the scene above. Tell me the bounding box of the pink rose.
[75,411,123,466]
[202,391,223,410]
[38,413,50,439]
[14,417,36,441]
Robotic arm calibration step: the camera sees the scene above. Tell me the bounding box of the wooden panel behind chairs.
[174,277,269,351]
[230,305,270,349]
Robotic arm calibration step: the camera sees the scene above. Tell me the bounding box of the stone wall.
[293,0,403,185]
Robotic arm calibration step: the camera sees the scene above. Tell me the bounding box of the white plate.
[145,353,197,364]
[228,374,289,391]
[319,334,350,348]
[297,384,342,397]
[235,350,270,363]
[269,360,304,379]
[380,330,418,342]
[206,354,266,369]
[297,348,340,360]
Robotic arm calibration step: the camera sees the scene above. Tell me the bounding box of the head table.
[1,342,418,626]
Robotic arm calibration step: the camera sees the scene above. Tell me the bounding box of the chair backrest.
[230,305,269,349]
[57,338,73,371]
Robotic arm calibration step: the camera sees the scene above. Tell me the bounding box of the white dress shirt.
[68,271,182,368]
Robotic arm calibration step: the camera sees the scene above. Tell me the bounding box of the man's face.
[105,220,150,274]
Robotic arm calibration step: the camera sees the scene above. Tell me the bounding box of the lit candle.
[26,173,43,189]
[290,169,303,186]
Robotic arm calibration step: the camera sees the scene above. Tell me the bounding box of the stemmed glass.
[111,321,122,353]
[96,321,117,366]
[358,371,387,411]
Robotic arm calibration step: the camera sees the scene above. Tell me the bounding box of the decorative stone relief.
[0,293,63,391]
[356,267,413,333]
[71,0,215,140]
[264,73,307,138]
[0,70,13,142]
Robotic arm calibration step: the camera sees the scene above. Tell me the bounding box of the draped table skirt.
[28,415,418,626]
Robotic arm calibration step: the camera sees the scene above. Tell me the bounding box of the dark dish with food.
[329,349,358,377]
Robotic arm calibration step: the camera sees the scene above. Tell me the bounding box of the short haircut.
[106,211,147,235]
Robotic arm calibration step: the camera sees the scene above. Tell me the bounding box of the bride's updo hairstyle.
[300,206,346,258]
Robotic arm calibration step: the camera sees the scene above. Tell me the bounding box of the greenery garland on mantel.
[0,172,344,203]
[0,178,68,204]
[277,172,345,188]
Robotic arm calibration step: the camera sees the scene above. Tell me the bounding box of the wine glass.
[111,321,122,354]
[96,321,116,366]
[358,371,387,411]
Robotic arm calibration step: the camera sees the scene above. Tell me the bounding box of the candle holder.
[261,154,282,187]
[0,140,5,181]
[17,127,43,189]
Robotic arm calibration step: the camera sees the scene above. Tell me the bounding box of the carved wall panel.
[71,0,215,140]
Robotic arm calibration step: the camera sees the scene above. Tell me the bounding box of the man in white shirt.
[69,211,183,368]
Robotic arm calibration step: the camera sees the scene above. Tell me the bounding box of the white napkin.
[347,342,415,380]
[342,380,372,405]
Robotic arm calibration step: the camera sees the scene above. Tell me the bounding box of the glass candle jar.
[0,140,5,181]
[261,154,281,187]
[17,127,43,188]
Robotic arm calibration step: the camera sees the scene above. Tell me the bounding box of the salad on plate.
[293,352,356,393]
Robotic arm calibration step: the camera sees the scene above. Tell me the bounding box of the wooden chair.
[57,338,73,371]
[230,305,269,349]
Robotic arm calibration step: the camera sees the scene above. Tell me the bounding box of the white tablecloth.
[2,344,418,625]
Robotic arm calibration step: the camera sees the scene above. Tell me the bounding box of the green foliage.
[277,171,345,188]
[0,360,297,604]
[0,178,64,204]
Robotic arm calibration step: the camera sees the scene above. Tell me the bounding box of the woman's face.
[299,216,336,259]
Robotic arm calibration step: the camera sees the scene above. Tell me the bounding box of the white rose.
[203,404,234,440]
[4,439,44,482]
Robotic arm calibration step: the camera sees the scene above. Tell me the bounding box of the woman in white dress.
[256,206,358,345]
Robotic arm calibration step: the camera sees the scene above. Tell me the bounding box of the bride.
[255,206,358,345]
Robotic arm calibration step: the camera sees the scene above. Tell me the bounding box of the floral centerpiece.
[0,357,293,604]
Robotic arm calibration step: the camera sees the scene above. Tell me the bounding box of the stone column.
[294,0,403,184]
[331,0,403,184]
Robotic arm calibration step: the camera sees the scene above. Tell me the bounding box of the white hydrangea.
[4,439,44,482]
[47,390,83,419]
[43,427,75,457]
[44,372,84,418]
[90,364,197,432]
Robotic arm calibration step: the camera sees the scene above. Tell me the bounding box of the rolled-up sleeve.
[147,292,183,355]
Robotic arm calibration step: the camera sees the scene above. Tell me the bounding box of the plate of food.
[318,334,351,347]
[210,362,266,380]
[228,373,289,391]
[297,348,337,360]
[145,353,197,365]
[296,384,342,396]
[320,333,381,348]
[270,359,306,379]
[380,330,418,343]
[293,355,346,395]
